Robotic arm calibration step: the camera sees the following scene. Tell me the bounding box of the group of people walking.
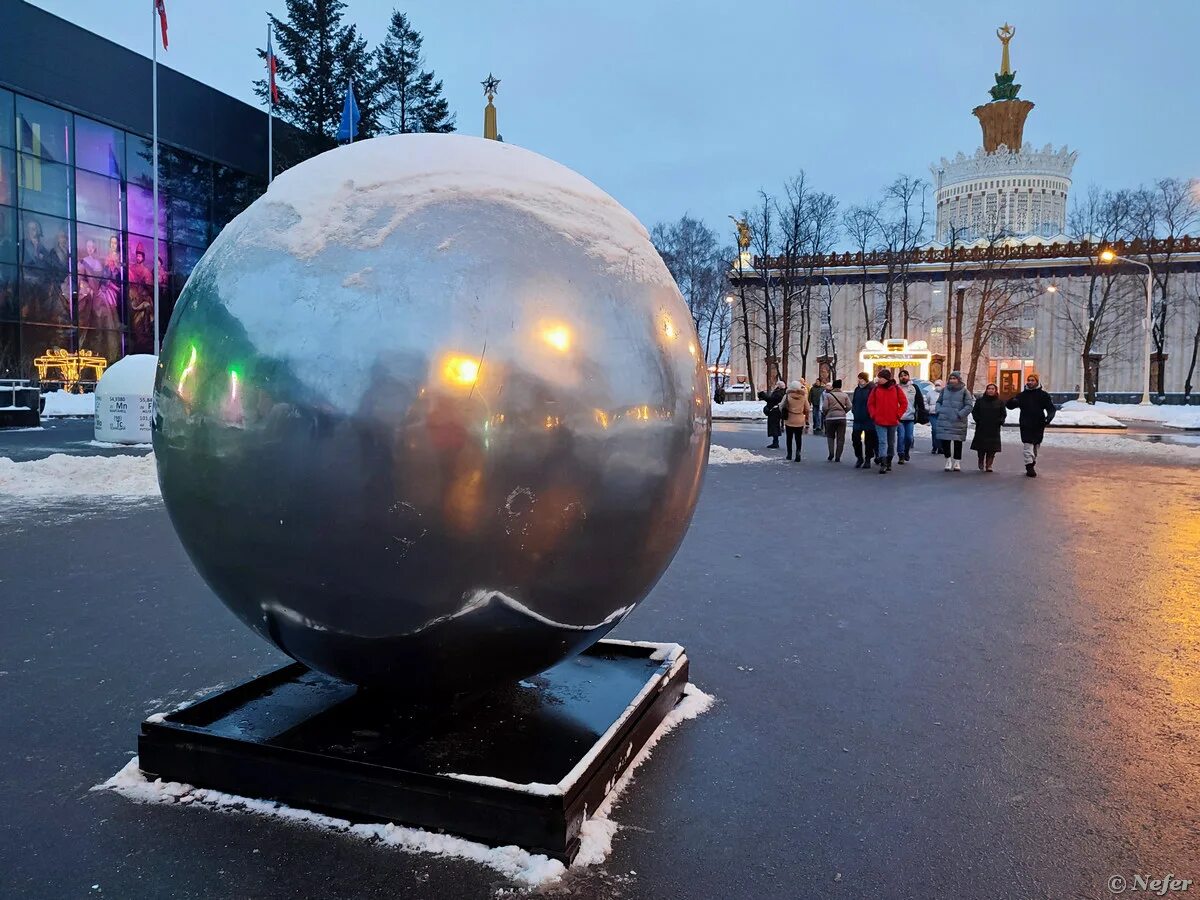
[758,369,1058,477]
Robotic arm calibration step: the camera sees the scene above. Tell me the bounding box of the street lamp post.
[1099,249,1154,406]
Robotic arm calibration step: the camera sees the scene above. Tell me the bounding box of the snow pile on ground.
[94,683,714,889]
[708,445,771,465]
[249,133,671,287]
[1061,400,1200,430]
[1004,408,1126,429]
[1041,432,1200,461]
[41,391,96,417]
[0,453,159,499]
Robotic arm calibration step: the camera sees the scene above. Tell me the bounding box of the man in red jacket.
[866,367,908,474]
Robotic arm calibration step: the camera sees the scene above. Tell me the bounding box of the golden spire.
[482,73,500,141]
[997,23,1015,76]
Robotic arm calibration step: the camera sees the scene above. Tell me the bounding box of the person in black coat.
[849,371,877,470]
[1005,373,1056,477]
[758,380,787,448]
[970,383,1007,472]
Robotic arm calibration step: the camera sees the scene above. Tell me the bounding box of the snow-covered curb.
[0,452,159,499]
[41,391,96,417]
[712,400,768,421]
[94,683,714,888]
[1061,400,1200,430]
[1003,408,1126,429]
[1040,432,1200,461]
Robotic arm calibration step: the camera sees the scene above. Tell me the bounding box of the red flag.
[155,0,168,50]
[267,30,280,104]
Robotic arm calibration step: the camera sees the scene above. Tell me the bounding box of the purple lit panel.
[126,183,167,240]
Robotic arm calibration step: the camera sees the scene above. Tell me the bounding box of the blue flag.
[337,82,360,142]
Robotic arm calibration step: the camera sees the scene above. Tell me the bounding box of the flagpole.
[151,1,161,358]
[267,21,274,184]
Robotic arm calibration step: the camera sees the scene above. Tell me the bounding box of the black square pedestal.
[137,639,688,863]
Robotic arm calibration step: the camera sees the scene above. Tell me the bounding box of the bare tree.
[939,221,971,375]
[800,192,840,378]
[818,276,839,381]
[962,214,1030,391]
[1182,273,1200,400]
[650,215,731,367]
[1054,187,1141,402]
[774,175,811,384]
[1132,178,1200,394]
[746,193,783,387]
[842,203,880,345]
[873,175,929,340]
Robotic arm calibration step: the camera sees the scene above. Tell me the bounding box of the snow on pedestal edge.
[93,680,714,887]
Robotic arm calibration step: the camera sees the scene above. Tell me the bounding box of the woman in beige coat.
[779,380,811,461]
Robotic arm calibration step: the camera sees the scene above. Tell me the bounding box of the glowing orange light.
[1099,248,1117,263]
[594,409,610,429]
[688,342,697,356]
[662,318,676,339]
[541,324,571,352]
[442,355,480,386]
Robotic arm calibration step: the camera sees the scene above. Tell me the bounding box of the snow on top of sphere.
[96,353,157,397]
[252,133,671,285]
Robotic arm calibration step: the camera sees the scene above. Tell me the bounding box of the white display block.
[94,354,158,444]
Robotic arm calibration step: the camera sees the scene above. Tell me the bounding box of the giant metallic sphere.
[153,134,710,695]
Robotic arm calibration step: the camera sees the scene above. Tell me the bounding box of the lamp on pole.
[1099,249,1154,406]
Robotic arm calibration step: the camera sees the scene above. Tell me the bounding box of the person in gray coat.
[933,371,975,471]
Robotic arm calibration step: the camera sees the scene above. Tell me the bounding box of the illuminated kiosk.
[859,339,932,380]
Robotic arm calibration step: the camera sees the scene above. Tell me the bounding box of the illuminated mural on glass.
[0,87,266,381]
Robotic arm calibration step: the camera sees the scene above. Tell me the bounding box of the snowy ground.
[1040,431,1200,460]
[95,684,714,889]
[41,391,96,417]
[1061,400,1200,430]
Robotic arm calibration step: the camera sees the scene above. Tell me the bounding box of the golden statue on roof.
[996,23,1015,76]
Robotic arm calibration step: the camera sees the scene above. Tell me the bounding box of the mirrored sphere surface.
[153,134,710,694]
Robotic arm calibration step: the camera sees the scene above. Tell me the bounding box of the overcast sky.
[26,0,1200,240]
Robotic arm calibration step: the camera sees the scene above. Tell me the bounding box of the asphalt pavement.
[0,418,152,462]
[1,422,1197,899]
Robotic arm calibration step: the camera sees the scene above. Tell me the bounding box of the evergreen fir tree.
[254,0,384,151]
[376,11,456,134]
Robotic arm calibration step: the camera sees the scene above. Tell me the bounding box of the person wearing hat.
[808,378,826,435]
[850,371,877,470]
[894,368,927,464]
[931,372,969,472]
[1005,372,1056,476]
[779,380,811,461]
[820,378,851,462]
[933,371,974,470]
[926,378,945,453]
[758,380,788,449]
[970,382,1007,472]
[866,367,907,473]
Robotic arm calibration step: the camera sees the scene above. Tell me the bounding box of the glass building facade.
[0,86,266,380]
